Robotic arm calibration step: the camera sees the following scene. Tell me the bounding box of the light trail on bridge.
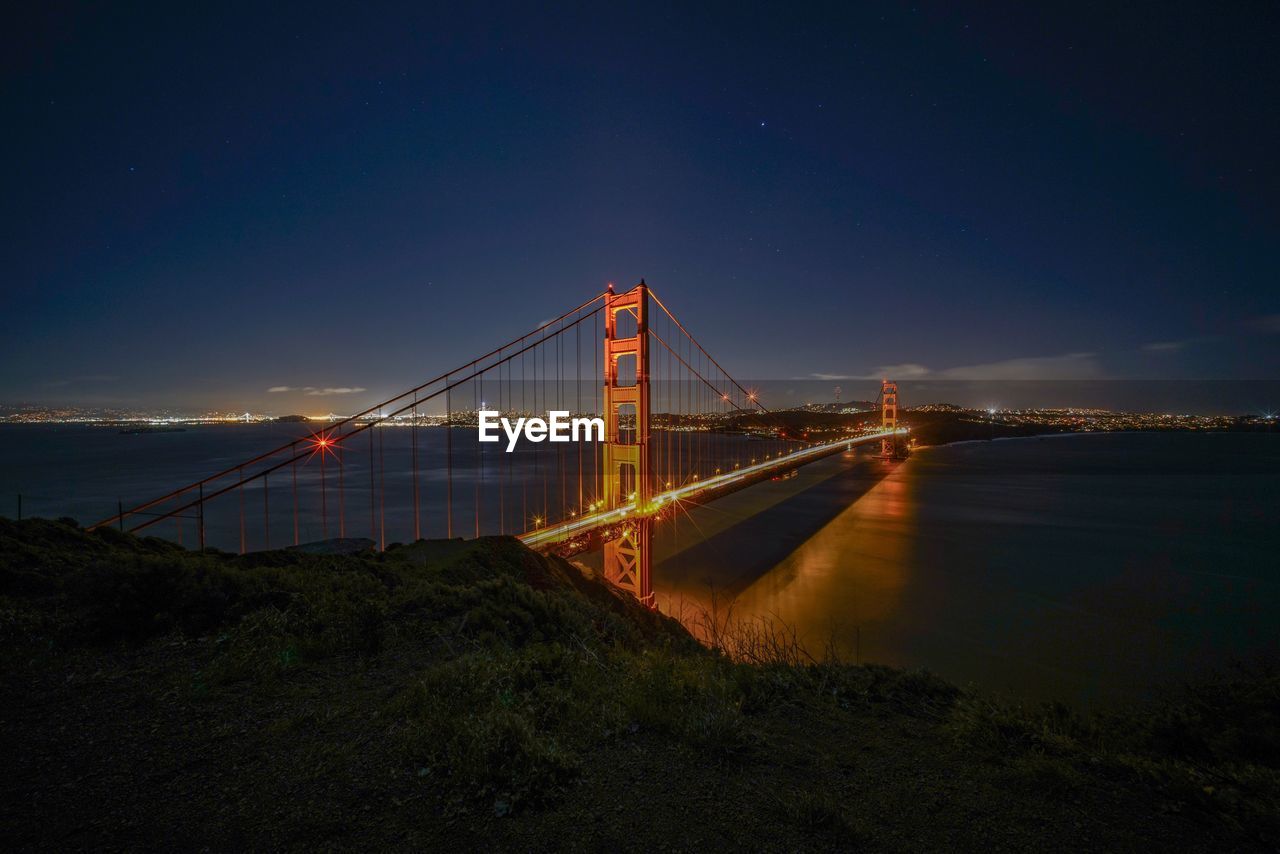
[519,428,906,549]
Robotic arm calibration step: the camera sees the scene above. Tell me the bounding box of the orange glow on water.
[655,462,917,660]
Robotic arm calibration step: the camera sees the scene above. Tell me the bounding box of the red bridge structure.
[91,283,906,607]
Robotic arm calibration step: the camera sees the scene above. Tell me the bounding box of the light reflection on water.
[653,433,1280,706]
[720,468,914,651]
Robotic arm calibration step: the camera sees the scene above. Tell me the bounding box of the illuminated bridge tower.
[602,282,654,607]
[880,378,900,458]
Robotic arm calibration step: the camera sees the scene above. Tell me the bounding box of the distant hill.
[784,400,877,413]
[274,414,310,423]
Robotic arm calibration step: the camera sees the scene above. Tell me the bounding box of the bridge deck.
[520,428,905,550]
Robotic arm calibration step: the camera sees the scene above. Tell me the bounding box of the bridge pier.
[601,282,654,607]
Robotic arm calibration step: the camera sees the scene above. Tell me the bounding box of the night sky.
[4,2,1278,411]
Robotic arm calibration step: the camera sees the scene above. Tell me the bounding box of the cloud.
[1142,334,1220,353]
[809,363,931,381]
[809,352,1104,383]
[266,386,366,396]
[872,363,931,379]
[938,352,1102,381]
[1247,314,1280,334]
[305,387,366,396]
[45,375,119,388]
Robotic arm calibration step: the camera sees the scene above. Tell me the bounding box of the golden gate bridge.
[90,282,907,608]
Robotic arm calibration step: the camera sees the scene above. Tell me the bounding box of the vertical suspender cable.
[576,318,582,514]
[378,421,386,550]
[291,440,299,546]
[474,373,481,537]
[320,443,328,540]
[238,465,245,554]
[412,391,420,541]
[558,329,565,523]
[445,382,453,538]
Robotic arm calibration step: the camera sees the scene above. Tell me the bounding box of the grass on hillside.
[1,517,1277,847]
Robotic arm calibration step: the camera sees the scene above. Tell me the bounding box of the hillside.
[0,518,1276,850]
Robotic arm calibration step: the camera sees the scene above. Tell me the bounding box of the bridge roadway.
[520,428,906,550]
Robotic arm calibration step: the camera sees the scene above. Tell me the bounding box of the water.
[0,423,606,545]
[651,432,1280,705]
[0,422,767,547]
[2,425,1276,704]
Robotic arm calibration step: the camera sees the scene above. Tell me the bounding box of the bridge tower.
[880,378,900,458]
[602,282,654,607]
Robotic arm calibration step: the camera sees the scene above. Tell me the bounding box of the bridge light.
[305,431,342,463]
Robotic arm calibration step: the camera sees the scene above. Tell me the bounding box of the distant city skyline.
[5,378,1278,418]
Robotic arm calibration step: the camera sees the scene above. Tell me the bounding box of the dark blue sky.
[4,2,1278,411]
